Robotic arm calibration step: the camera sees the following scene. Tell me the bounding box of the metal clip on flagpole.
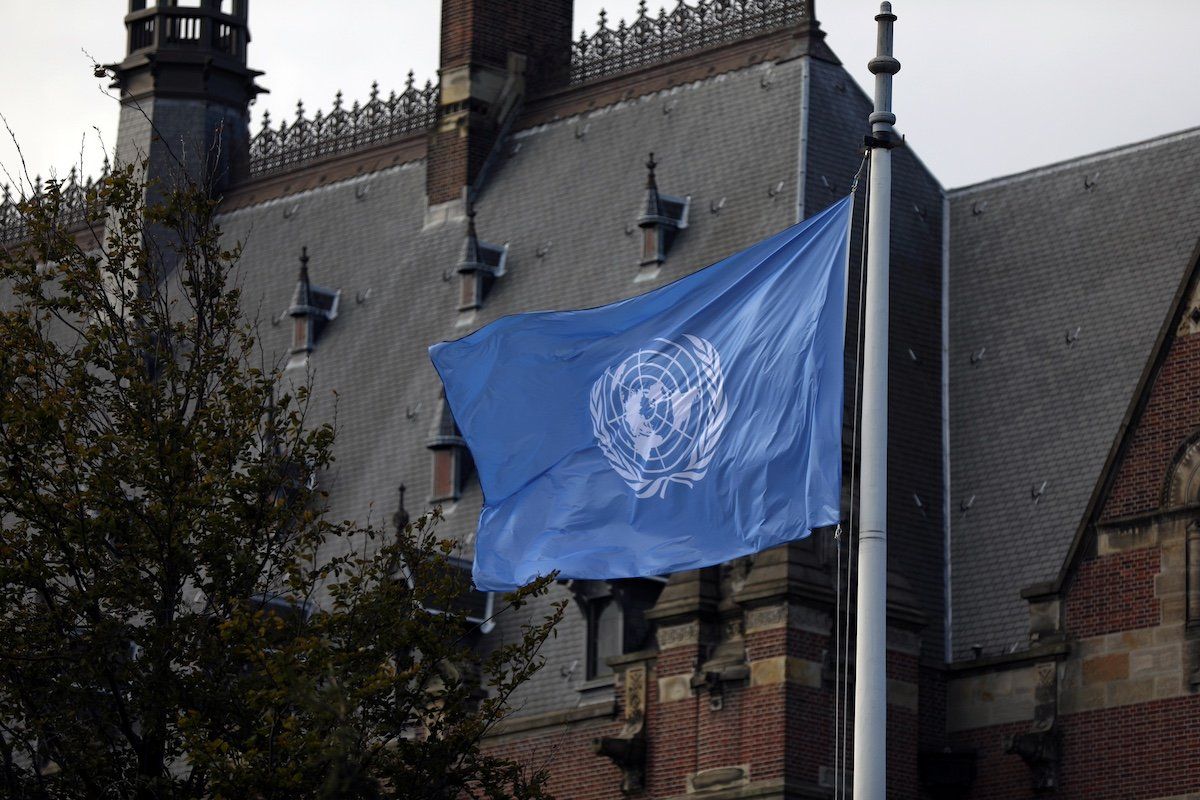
[854,4,899,800]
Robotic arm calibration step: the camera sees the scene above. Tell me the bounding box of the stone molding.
[951,619,1197,732]
[887,678,920,711]
[686,764,750,795]
[646,567,720,626]
[947,639,1069,674]
[656,620,702,650]
[658,674,694,703]
[743,602,831,635]
[1176,278,1200,338]
[947,664,1038,733]
[1096,516,1168,556]
[485,699,616,740]
[659,777,830,800]
[743,603,788,632]
[1167,434,1200,509]
[748,656,821,688]
[1061,623,1192,715]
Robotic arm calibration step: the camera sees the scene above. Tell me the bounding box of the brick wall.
[1103,329,1200,520]
[439,0,572,92]
[887,651,922,800]
[1064,547,1161,639]
[426,124,495,207]
[1058,696,1200,799]
[950,719,1036,800]
[483,624,934,799]
[646,642,702,797]
[919,662,947,753]
[484,717,625,800]
[952,696,1200,800]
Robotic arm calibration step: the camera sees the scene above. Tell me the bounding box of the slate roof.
[947,127,1200,659]
[218,162,460,552]
[220,56,813,716]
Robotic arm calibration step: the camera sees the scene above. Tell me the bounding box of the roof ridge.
[217,161,419,217]
[948,125,1200,195]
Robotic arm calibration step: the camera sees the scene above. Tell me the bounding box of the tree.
[0,155,563,799]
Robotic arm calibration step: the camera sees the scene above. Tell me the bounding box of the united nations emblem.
[589,334,728,499]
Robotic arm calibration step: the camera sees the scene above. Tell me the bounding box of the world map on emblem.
[589,334,729,499]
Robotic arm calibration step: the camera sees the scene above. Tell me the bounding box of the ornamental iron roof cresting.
[247,75,439,178]
[569,0,808,84]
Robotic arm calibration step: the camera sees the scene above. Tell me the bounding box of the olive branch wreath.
[590,334,728,499]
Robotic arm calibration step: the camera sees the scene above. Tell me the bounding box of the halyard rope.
[834,151,871,800]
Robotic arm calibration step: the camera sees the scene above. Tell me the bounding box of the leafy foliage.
[0,163,563,799]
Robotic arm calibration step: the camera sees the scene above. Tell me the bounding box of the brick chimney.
[426,0,573,207]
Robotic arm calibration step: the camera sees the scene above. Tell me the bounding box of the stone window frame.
[564,578,667,683]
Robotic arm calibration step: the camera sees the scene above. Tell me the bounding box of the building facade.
[3,1,1199,797]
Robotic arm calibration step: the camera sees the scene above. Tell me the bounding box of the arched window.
[1164,433,1200,510]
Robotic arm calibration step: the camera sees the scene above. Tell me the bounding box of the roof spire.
[296,246,313,310]
[393,484,410,532]
[642,152,662,219]
[460,197,483,268]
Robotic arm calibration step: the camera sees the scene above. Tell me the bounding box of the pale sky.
[0,1,1195,192]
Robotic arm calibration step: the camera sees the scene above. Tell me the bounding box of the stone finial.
[393,484,410,532]
[461,197,482,266]
[642,152,661,218]
[296,246,312,308]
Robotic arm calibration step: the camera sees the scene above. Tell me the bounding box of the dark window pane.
[432,450,456,501]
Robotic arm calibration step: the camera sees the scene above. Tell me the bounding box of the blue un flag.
[430,196,851,590]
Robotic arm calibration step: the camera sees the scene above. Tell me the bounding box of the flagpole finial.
[866,1,901,147]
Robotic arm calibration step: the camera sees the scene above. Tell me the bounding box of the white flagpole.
[853,4,899,800]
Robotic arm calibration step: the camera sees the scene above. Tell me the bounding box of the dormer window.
[458,201,507,312]
[427,391,471,503]
[565,578,666,681]
[637,153,689,267]
[288,246,340,368]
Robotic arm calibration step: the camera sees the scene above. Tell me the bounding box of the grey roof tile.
[947,127,1200,659]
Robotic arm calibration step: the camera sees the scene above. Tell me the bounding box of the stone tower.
[107,0,264,194]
